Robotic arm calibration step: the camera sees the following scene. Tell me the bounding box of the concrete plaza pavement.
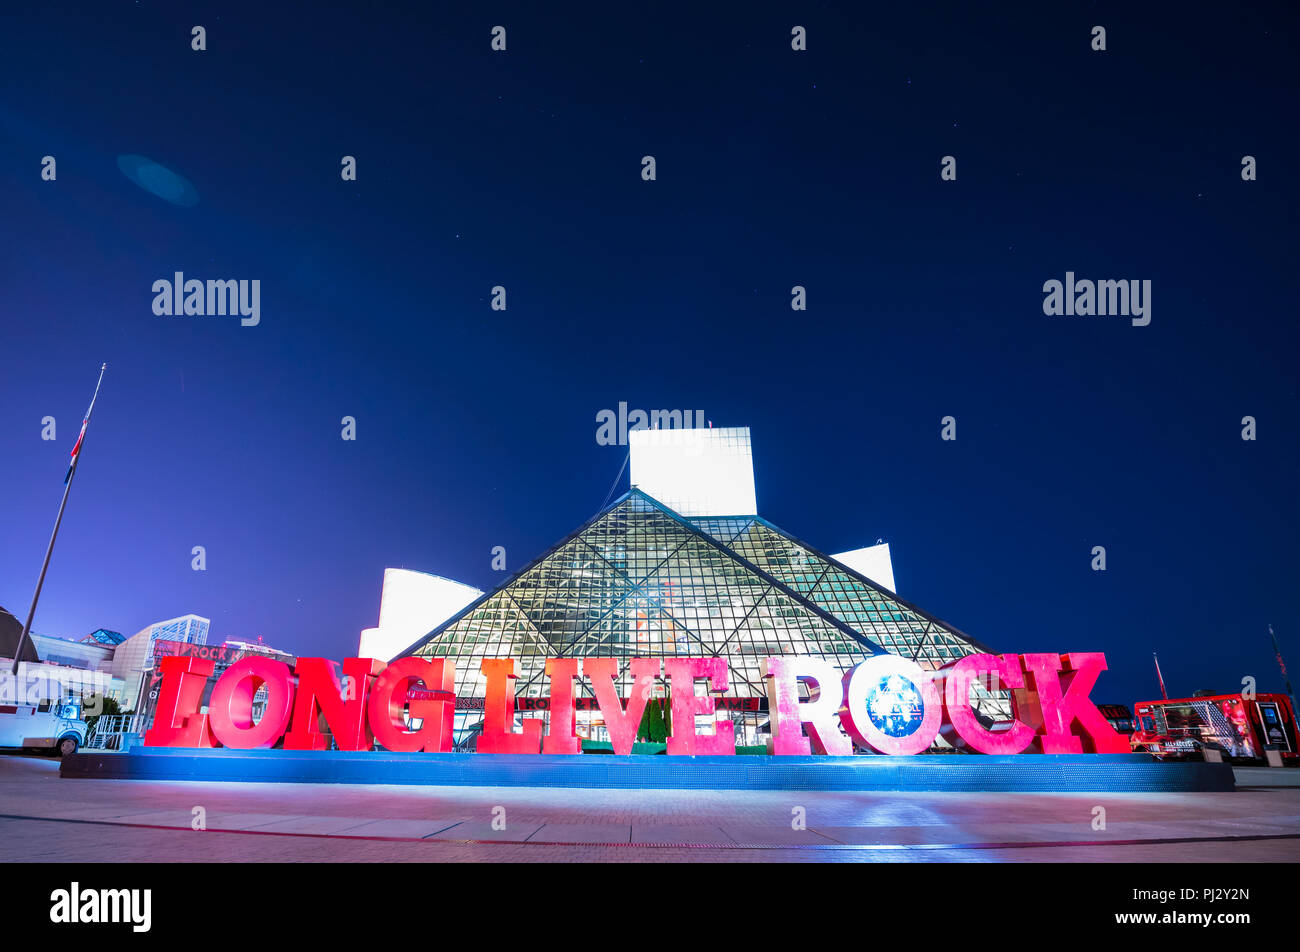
[2,755,1298,862]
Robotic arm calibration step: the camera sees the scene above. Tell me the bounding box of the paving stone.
[630,824,735,845]
[424,819,545,841]
[334,818,462,838]
[245,814,380,835]
[719,824,841,847]
[526,822,631,844]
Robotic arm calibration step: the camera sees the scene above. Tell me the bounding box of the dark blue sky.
[2,2,1296,707]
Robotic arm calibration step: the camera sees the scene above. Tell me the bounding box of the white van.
[0,696,88,757]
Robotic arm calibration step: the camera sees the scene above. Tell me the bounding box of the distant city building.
[32,633,115,670]
[111,614,211,710]
[29,632,126,702]
[0,607,40,665]
[2,609,292,719]
[81,628,125,646]
[0,611,126,704]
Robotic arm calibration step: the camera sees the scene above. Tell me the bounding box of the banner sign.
[151,640,260,666]
[142,651,1130,756]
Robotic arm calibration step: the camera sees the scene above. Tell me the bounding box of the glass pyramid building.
[403,487,1011,748]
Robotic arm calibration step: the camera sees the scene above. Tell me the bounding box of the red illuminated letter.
[477,658,542,753]
[841,655,941,755]
[208,657,294,749]
[664,658,735,756]
[1018,652,1130,753]
[542,658,582,755]
[939,653,1034,755]
[764,656,851,755]
[366,657,457,753]
[143,656,216,748]
[585,658,660,755]
[283,657,383,751]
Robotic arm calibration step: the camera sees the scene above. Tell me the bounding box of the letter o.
[208,657,294,748]
[841,656,941,755]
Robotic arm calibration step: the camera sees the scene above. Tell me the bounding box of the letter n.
[283,657,383,751]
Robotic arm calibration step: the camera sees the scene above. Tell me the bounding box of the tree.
[82,693,124,734]
[637,697,672,744]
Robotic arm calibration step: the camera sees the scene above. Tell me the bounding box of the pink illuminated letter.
[585,658,659,755]
[208,657,294,749]
[366,657,457,753]
[664,658,735,756]
[477,658,543,753]
[143,656,216,748]
[939,653,1034,755]
[284,657,383,751]
[1018,652,1130,753]
[764,656,851,755]
[841,656,941,755]
[543,658,582,754]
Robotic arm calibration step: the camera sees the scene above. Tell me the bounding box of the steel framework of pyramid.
[402,488,1011,747]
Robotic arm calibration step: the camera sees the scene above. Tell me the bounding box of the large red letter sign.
[665,658,735,756]
[842,656,941,755]
[284,657,383,751]
[144,650,1131,760]
[208,657,294,749]
[939,654,1035,755]
[1018,652,1129,753]
[143,656,216,748]
[366,657,457,753]
[477,658,542,753]
[585,658,659,755]
[764,656,851,755]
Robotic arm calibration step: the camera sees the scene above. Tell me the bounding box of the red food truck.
[1132,693,1298,763]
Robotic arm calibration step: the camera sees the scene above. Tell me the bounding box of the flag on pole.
[64,364,106,484]
[13,363,107,676]
[64,419,88,484]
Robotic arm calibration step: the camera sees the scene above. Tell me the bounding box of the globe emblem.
[865,673,924,737]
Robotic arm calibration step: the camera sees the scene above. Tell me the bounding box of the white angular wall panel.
[831,542,896,594]
[629,426,757,517]
[358,568,482,662]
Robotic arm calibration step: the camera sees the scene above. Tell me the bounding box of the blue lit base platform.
[60,748,1235,792]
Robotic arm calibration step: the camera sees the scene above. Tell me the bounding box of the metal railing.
[85,713,144,749]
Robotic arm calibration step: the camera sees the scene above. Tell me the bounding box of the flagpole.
[1269,625,1296,715]
[1153,652,1168,700]
[10,364,106,676]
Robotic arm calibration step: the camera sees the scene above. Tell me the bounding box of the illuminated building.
[111,614,211,710]
[396,427,1011,748]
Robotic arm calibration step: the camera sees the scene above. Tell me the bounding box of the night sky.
[2,2,1296,708]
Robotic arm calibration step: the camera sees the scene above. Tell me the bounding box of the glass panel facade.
[144,615,209,658]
